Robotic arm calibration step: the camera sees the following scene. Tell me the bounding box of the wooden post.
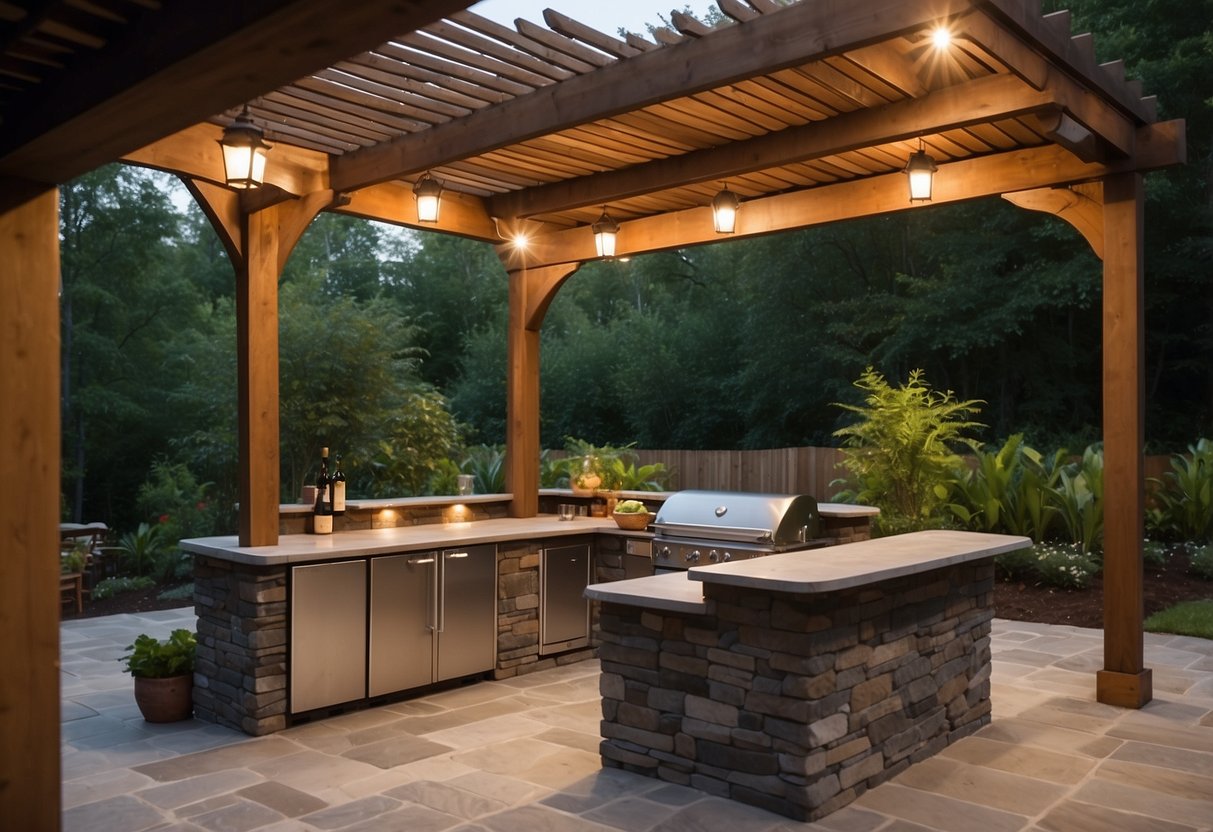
[0,185,61,830]
[189,183,331,546]
[504,263,579,517]
[1097,172,1151,708]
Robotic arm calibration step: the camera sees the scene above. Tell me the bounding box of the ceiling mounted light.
[712,185,740,234]
[591,207,619,258]
[413,173,443,223]
[218,105,271,190]
[932,27,952,49]
[904,140,938,202]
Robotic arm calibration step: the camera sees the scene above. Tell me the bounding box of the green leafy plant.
[947,434,1065,541]
[1142,539,1170,569]
[1050,444,1104,555]
[120,629,196,679]
[547,438,668,492]
[61,540,89,574]
[1015,542,1100,589]
[833,367,983,532]
[1189,544,1213,580]
[599,456,668,492]
[136,459,218,545]
[461,444,506,494]
[1147,438,1213,543]
[92,576,155,600]
[156,583,195,602]
[118,522,167,577]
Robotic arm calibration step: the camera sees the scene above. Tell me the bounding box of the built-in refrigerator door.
[436,544,497,682]
[369,552,436,696]
[290,560,367,713]
[540,544,591,654]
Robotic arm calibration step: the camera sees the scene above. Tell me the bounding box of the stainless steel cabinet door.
[290,560,367,713]
[369,553,436,697]
[540,544,591,652]
[436,544,497,682]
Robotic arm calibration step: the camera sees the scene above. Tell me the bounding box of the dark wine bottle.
[313,447,333,534]
[331,454,346,516]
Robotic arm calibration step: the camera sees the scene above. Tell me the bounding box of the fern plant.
[833,367,983,531]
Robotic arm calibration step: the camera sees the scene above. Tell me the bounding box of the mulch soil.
[65,555,1213,630]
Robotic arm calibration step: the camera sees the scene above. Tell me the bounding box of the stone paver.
[59,612,1213,831]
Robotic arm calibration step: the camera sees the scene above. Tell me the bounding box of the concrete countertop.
[584,530,1029,611]
[182,515,643,566]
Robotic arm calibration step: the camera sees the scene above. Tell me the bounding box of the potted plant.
[120,628,196,722]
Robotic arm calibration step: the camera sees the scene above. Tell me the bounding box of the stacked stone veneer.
[193,556,289,736]
[597,560,995,821]
[494,536,597,679]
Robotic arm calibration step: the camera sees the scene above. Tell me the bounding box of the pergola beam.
[504,119,1184,270]
[330,0,974,193]
[0,0,473,194]
[489,73,1060,220]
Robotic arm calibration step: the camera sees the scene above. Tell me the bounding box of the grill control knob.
[657,546,671,560]
[722,551,732,562]
[687,550,701,564]
[708,549,720,563]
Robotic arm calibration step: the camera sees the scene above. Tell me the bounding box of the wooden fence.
[633,447,1176,498]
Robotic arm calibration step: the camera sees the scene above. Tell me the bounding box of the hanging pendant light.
[592,207,619,258]
[413,173,443,223]
[218,105,271,190]
[711,184,740,234]
[904,139,937,202]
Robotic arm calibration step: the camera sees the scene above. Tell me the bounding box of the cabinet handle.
[437,550,445,633]
[408,555,435,566]
[446,551,468,559]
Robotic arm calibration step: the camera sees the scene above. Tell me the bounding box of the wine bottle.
[331,454,346,515]
[313,447,333,534]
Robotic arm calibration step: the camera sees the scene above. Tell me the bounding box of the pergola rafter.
[0,1,1189,825]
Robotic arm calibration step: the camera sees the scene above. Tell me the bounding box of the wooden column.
[188,182,331,546]
[0,185,61,830]
[1097,172,1151,708]
[504,263,579,517]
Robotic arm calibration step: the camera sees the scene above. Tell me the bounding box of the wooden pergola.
[0,1,1185,826]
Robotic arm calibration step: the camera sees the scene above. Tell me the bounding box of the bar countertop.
[181,516,644,566]
[585,530,1030,611]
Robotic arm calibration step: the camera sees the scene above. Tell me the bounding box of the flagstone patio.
[60,610,1213,831]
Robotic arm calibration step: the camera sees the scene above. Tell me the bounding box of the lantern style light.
[219,106,271,190]
[592,207,619,258]
[711,185,740,234]
[413,173,443,223]
[904,140,937,202]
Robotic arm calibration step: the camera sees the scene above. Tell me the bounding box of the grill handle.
[650,521,773,543]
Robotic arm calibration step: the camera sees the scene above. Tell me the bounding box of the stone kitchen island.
[584,530,1030,821]
[181,495,876,736]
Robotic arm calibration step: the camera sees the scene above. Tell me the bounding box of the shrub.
[461,444,506,494]
[1026,542,1100,589]
[157,583,195,602]
[1050,444,1104,556]
[833,367,983,531]
[92,576,155,600]
[1189,544,1213,580]
[136,459,218,544]
[1148,438,1213,543]
[1142,539,1170,569]
[947,434,1065,541]
[118,523,167,577]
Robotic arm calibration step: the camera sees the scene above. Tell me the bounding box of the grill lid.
[652,490,820,547]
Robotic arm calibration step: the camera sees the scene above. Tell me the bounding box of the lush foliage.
[995,542,1101,590]
[547,439,669,492]
[461,445,506,495]
[120,629,196,678]
[1190,544,1213,581]
[92,575,155,600]
[118,522,167,578]
[1148,439,1213,542]
[947,434,1065,541]
[833,368,983,531]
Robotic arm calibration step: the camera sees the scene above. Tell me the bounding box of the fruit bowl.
[612,510,652,530]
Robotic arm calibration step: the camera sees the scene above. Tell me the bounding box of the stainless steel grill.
[650,490,825,570]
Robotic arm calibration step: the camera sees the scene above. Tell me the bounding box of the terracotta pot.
[133,674,194,723]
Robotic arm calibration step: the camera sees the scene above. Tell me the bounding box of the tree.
[59,165,205,525]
